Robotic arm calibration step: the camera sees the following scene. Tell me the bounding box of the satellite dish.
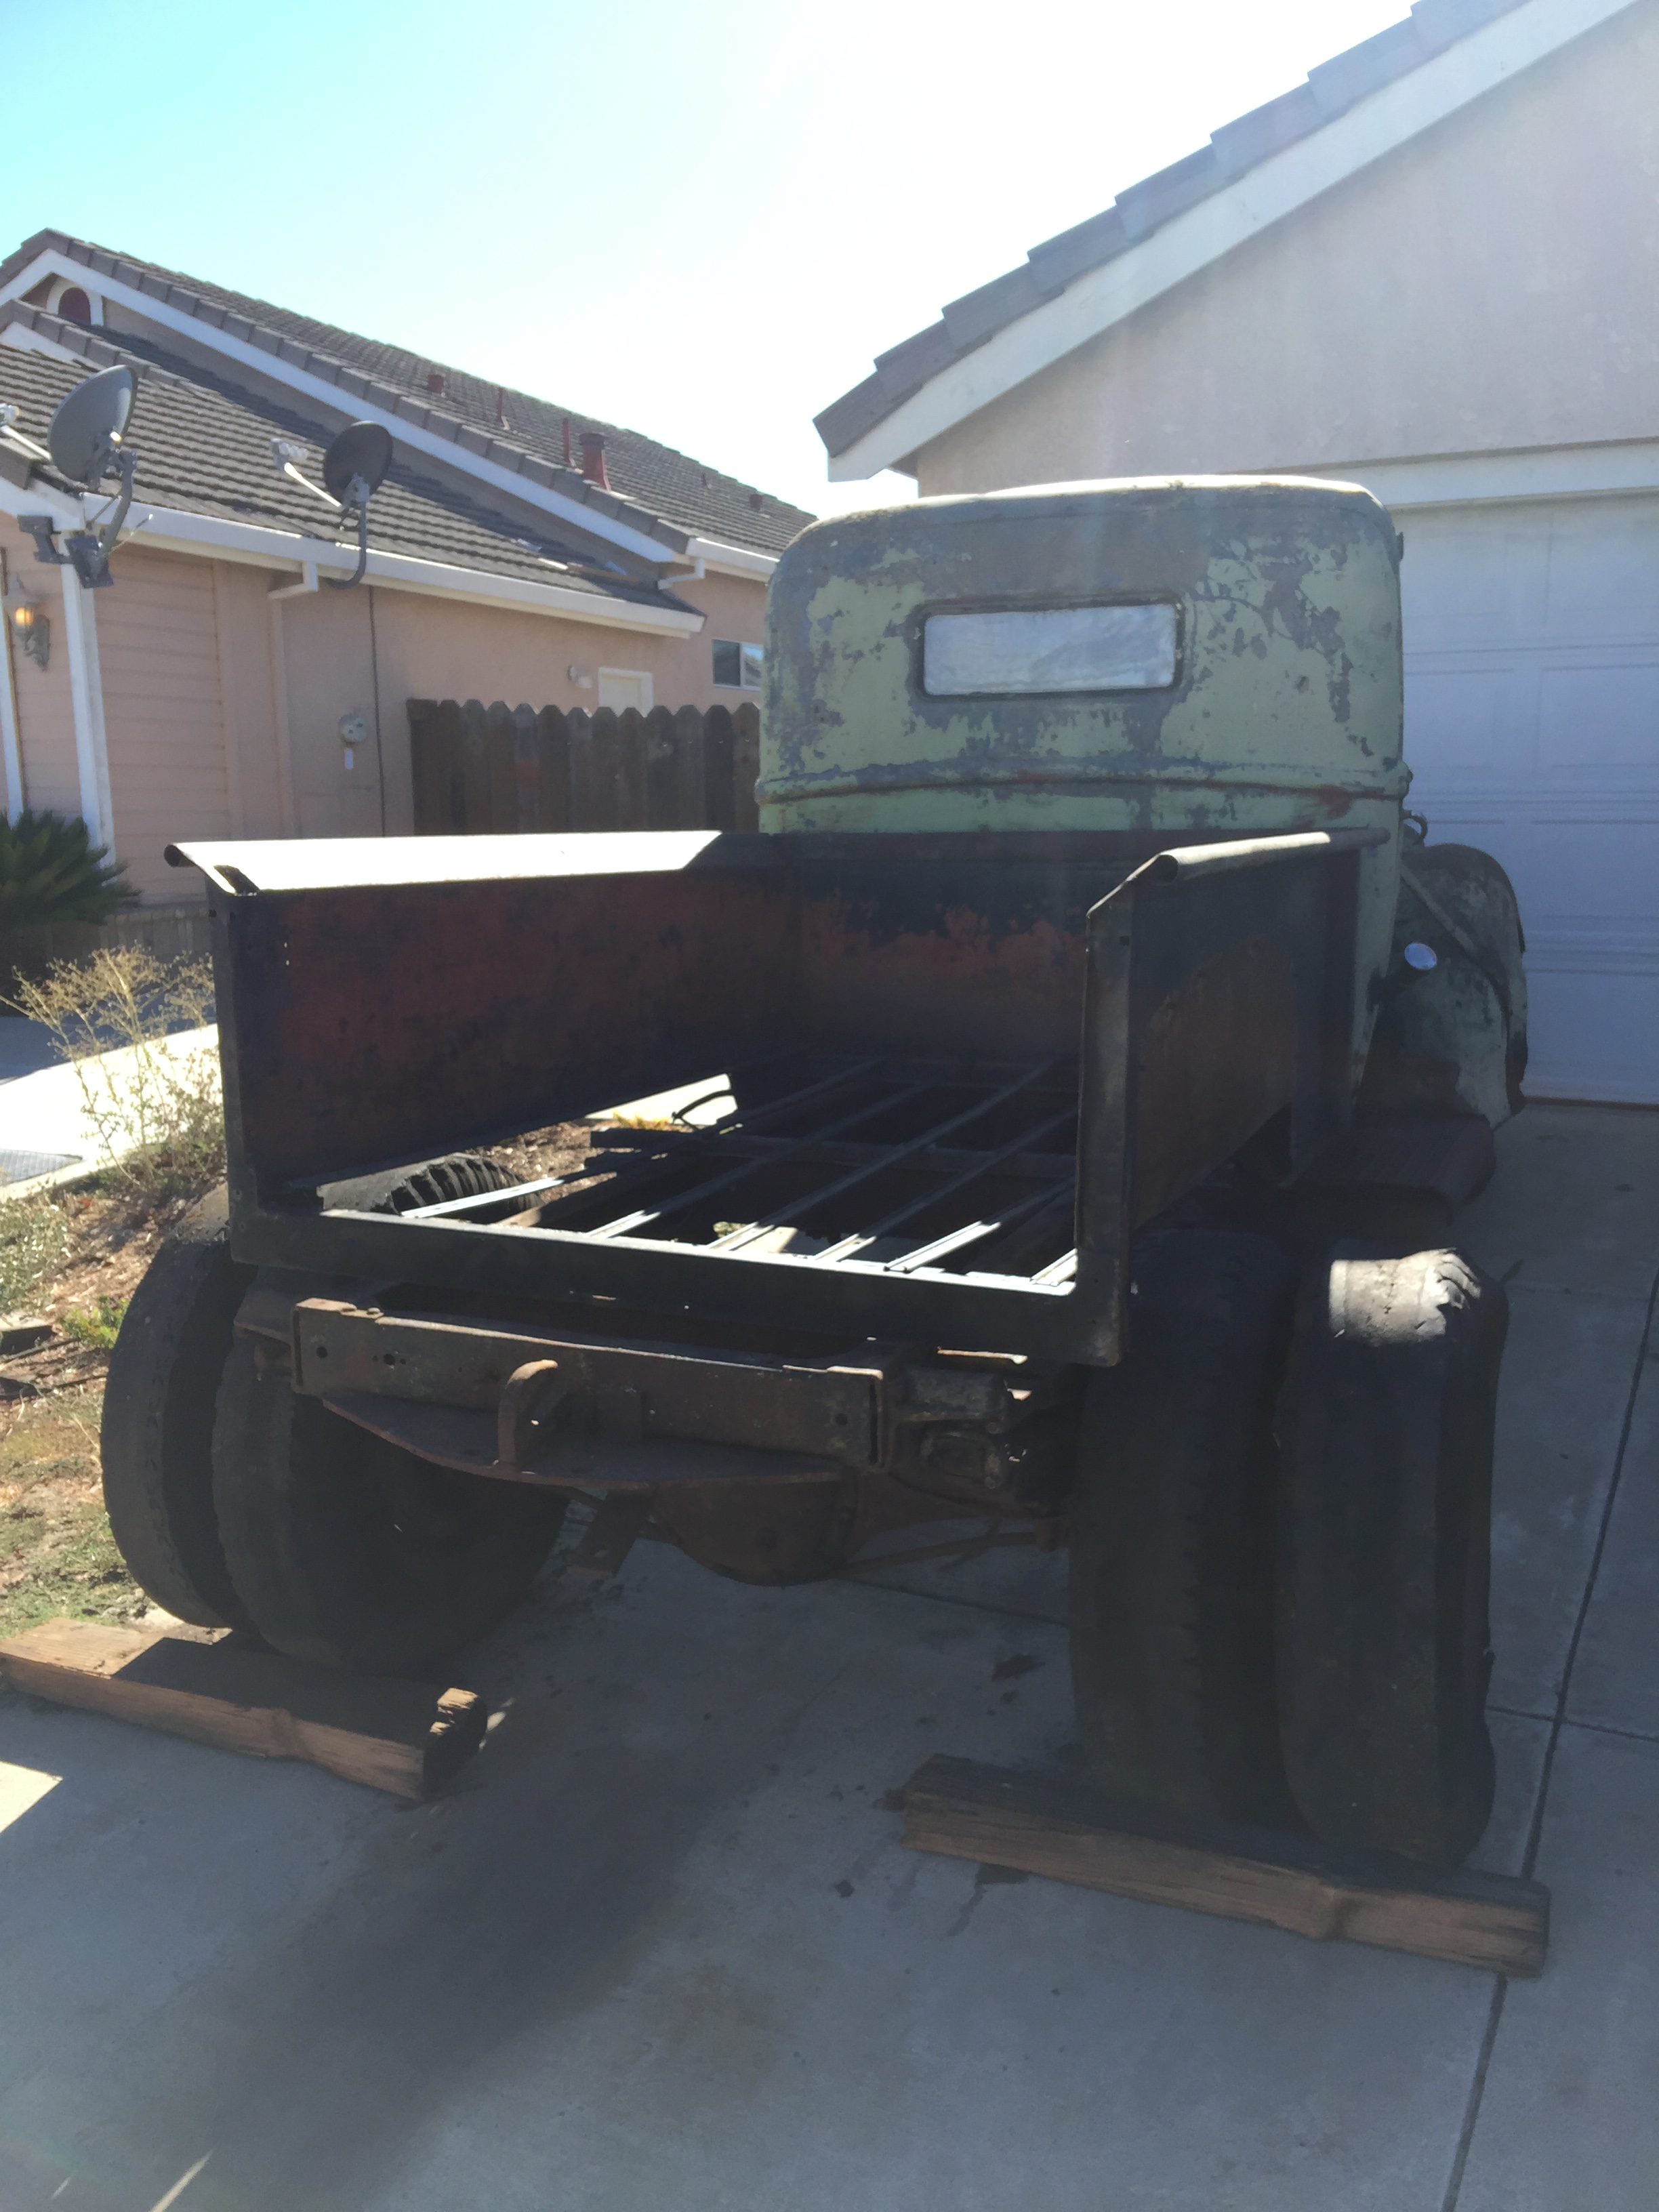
[319,421,393,590]
[47,365,136,488]
[322,421,392,504]
[23,365,142,590]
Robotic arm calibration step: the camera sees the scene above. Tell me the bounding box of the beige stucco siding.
[308,570,768,836]
[211,561,288,841]
[3,523,775,881]
[915,1,1659,494]
[98,546,232,899]
[3,518,83,821]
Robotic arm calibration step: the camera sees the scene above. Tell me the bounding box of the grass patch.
[0,1196,70,1314]
[0,1388,142,1641]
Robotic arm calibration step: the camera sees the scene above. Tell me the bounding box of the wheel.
[1275,1245,1507,1866]
[319,1153,515,1215]
[103,1153,518,1650]
[651,1477,859,1585]
[213,1337,567,1673]
[101,1187,256,1629]
[1068,1229,1300,1826]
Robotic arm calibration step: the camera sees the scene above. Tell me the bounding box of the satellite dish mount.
[270,421,393,589]
[20,366,140,589]
[321,422,393,589]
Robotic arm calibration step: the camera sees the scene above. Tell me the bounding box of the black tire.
[1069,1229,1300,1826]
[213,1337,567,1673]
[102,1151,516,1647]
[319,1152,514,1216]
[102,1187,257,1629]
[1276,1245,1506,1866]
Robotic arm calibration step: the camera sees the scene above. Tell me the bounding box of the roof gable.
[817,0,1638,477]
[0,233,815,563]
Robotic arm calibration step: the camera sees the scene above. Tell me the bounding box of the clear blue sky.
[5,0,1414,518]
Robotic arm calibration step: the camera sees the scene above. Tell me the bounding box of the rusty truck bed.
[173,825,1381,1365]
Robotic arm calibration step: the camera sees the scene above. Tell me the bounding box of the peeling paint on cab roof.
[762,477,1403,822]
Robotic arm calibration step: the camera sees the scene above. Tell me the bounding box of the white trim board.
[0,251,687,567]
[684,535,778,581]
[0,475,705,638]
[0,477,110,844]
[1302,439,1659,510]
[827,0,1641,480]
[0,554,24,818]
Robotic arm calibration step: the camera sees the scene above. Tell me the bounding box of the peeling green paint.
[761,476,1408,1084]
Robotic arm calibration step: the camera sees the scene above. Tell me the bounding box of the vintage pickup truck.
[106,477,1525,1866]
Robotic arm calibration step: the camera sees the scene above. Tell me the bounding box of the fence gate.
[407,699,761,834]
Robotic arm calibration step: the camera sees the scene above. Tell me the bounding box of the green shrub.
[61,1295,128,1351]
[0,811,136,930]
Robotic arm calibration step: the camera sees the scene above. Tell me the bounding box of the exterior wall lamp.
[5,581,48,671]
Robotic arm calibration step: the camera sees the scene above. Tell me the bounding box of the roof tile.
[1307,16,1430,117]
[941,264,1050,352]
[1115,144,1223,243]
[812,371,892,456]
[1208,84,1322,179]
[1025,206,1128,290]
[873,319,960,390]
[0,314,687,611]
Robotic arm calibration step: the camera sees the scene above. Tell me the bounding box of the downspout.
[267,559,319,601]
[57,571,113,853]
[0,556,24,819]
[265,562,318,837]
[657,558,705,594]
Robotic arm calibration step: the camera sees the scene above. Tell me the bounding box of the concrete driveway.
[1,1101,1654,2212]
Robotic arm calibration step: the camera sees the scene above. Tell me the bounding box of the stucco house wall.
[2,524,773,899]
[914,0,1658,494]
[96,548,234,894]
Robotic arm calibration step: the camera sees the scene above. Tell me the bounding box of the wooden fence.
[407,698,761,835]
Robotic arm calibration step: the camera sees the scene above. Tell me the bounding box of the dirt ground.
[0,1126,609,1644]
[0,1179,185,1641]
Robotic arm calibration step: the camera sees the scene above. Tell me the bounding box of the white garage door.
[1399,495,1659,1103]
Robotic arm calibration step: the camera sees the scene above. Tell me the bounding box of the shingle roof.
[0,316,689,614]
[0,232,817,558]
[815,0,1533,460]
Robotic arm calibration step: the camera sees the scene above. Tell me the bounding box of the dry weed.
[9,948,224,1204]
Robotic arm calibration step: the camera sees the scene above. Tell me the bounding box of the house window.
[712,639,762,690]
[45,280,98,326]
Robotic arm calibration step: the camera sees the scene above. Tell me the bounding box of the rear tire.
[319,1153,514,1216]
[1276,1244,1505,1866]
[102,1188,255,1629]
[213,1337,567,1674]
[1068,1229,1300,1826]
[104,1151,524,1655]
